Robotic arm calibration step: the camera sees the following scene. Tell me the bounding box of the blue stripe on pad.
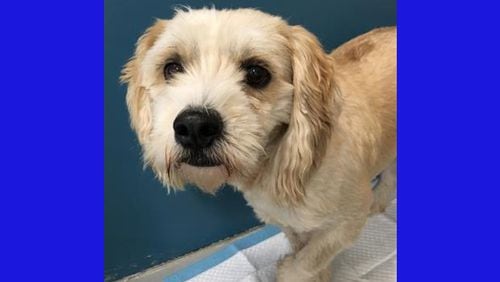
[164,225,282,282]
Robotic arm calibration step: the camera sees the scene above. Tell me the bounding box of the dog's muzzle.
[173,107,223,166]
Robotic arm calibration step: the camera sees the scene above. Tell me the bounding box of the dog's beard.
[162,134,267,193]
[178,163,229,194]
[164,143,231,193]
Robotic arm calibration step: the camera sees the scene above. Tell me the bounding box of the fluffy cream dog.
[122,7,396,282]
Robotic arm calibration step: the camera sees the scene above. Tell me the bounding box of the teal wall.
[105,0,396,280]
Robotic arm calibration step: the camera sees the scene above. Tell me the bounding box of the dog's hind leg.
[370,159,397,214]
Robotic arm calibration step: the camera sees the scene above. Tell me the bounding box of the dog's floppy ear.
[272,25,336,205]
[120,20,167,145]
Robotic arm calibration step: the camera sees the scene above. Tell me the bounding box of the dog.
[122,7,396,282]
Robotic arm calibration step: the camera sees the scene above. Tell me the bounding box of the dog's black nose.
[173,108,223,149]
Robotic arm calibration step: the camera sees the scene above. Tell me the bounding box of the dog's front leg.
[282,227,306,252]
[277,218,367,282]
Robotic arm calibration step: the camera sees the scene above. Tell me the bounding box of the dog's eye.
[163,62,184,80]
[244,65,271,88]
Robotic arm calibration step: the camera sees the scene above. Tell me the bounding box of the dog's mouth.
[177,162,229,194]
[179,149,222,167]
[175,149,228,193]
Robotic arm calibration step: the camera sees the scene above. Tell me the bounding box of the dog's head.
[122,8,335,203]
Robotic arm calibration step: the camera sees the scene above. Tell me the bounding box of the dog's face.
[123,8,334,201]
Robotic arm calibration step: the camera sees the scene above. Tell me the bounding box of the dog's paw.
[276,255,309,282]
[315,268,332,282]
[276,255,332,282]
